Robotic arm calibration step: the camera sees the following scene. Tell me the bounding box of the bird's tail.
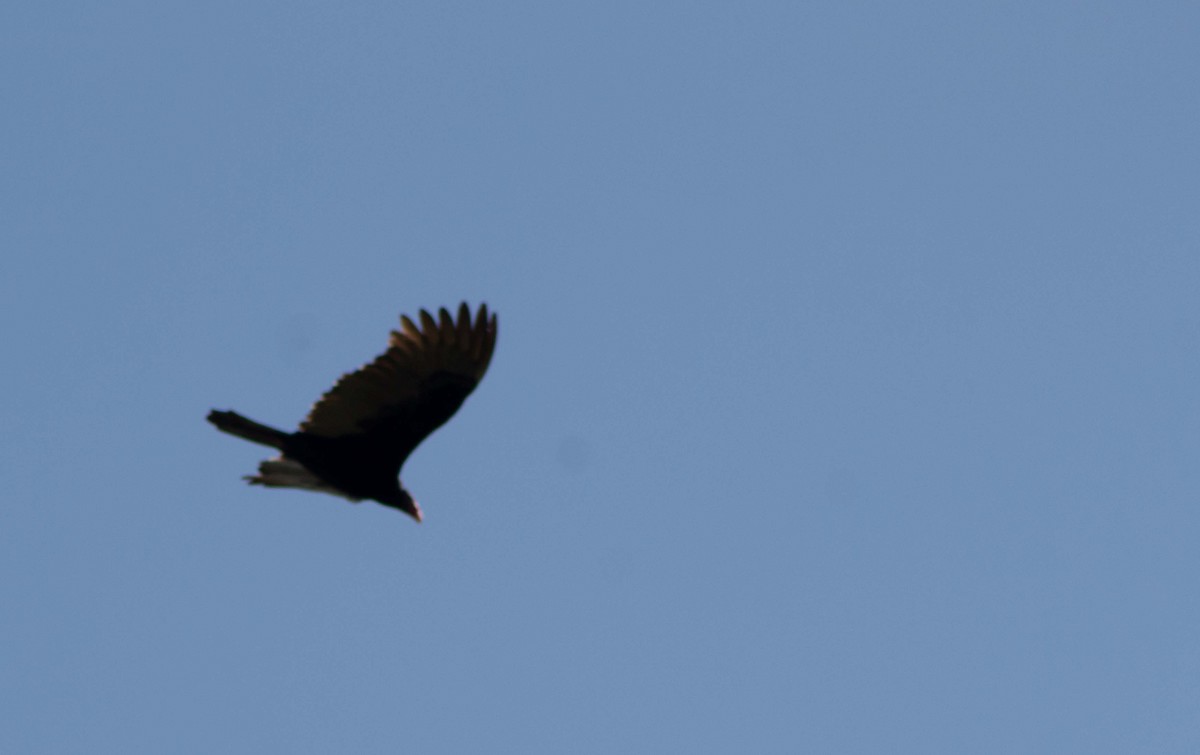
[207,410,289,449]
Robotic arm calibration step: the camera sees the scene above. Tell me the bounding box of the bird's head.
[380,488,423,523]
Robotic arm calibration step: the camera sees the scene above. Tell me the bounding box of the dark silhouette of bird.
[207,302,496,521]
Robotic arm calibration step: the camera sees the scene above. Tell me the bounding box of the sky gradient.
[3,2,1199,752]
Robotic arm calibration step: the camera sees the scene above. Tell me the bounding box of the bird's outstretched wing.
[298,302,497,467]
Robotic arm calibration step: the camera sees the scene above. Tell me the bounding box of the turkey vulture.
[207,302,497,522]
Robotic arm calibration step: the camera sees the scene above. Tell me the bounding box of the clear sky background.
[3,2,1199,753]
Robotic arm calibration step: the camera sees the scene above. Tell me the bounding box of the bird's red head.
[380,488,423,522]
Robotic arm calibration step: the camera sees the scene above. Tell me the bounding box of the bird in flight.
[208,302,497,522]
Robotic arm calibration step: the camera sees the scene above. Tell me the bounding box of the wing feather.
[456,302,472,343]
[419,309,438,342]
[399,314,421,343]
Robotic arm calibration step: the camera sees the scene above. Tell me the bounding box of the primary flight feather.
[208,302,497,521]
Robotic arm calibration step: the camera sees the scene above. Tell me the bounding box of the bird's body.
[208,303,496,521]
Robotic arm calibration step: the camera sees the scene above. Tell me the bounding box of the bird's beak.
[386,491,423,522]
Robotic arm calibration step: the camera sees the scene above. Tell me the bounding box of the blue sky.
[3,2,1199,752]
